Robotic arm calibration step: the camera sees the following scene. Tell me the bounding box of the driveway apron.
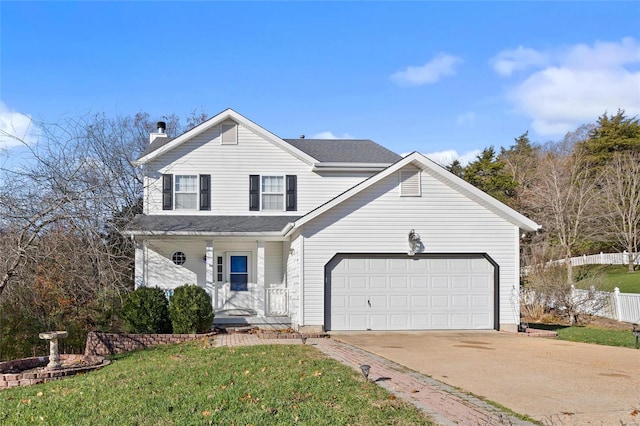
[330,331,640,425]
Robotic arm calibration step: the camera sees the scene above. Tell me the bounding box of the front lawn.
[575,265,640,293]
[557,325,639,349]
[0,341,432,425]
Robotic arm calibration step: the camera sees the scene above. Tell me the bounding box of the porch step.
[256,330,329,340]
[218,325,258,334]
[523,327,558,338]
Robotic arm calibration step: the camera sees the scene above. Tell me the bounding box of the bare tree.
[0,110,209,356]
[521,239,609,325]
[521,150,600,282]
[598,152,640,271]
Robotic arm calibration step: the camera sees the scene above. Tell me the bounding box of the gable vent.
[399,167,421,197]
[221,121,238,145]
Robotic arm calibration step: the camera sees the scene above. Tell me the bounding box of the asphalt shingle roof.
[284,139,401,163]
[127,215,300,234]
[139,136,175,159]
[137,134,401,164]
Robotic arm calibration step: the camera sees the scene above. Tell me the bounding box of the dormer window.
[221,122,238,145]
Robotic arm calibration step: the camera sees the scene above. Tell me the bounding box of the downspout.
[299,236,304,327]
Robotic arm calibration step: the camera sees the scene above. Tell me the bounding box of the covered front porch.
[134,236,294,324]
[127,215,300,328]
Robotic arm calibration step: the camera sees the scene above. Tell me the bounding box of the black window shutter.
[286,175,297,211]
[199,175,211,211]
[162,174,173,210]
[249,175,260,211]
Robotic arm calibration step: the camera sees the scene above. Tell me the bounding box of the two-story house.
[126,109,540,333]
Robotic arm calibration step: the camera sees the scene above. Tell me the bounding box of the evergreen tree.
[577,110,640,168]
[462,147,517,206]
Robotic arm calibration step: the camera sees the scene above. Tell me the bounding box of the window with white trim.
[261,175,285,211]
[175,175,198,209]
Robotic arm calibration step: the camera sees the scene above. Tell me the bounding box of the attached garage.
[325,254,498,331]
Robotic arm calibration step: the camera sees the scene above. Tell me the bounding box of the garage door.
[327,255,495,331]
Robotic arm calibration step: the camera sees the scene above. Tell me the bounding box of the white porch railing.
[266,287,289,316]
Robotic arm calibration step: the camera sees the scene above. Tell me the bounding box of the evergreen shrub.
[169,285,214,334]
[121,287,172,334]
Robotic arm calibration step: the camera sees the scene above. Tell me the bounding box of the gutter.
[312,162,391,172]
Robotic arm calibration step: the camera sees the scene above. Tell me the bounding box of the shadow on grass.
[527,323,571,331]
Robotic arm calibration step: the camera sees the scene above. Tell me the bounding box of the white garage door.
[328,255,495,331]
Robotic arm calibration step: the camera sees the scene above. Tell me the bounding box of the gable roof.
[134,109,318,166]
[285,152,541,235]
[284,139,401,163]
[133,109,400,170]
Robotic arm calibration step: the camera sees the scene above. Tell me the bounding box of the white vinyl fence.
[563,251,640,267]
[572,287,640,324]
[521,251,639,276]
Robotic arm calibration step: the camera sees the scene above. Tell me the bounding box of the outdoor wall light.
[408,229,422,256]
[360,364,371,381]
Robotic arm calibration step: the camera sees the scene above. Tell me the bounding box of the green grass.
[553,326,639,349]
[0,341,432,425]
[575,265,640,293]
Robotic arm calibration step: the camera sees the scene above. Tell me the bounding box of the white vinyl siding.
[298,168,521,330]
[144,124,372,215]
[175,175,198,209]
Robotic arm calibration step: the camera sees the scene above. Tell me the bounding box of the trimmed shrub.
[121,287,172,334]
[169,285,214,334]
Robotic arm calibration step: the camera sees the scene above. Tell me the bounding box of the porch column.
[134,240,145,289]
[205,240,215,308]
[257,240,265,316]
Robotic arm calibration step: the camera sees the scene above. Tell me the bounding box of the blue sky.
[1,1,639,165]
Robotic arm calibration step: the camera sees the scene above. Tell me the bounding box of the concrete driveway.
[330,331,640,425]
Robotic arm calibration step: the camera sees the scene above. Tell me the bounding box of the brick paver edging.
[214,333,535,426]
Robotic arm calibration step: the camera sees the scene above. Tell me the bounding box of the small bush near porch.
[0,341,432,425]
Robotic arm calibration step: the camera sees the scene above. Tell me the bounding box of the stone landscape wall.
[84,331,216,356]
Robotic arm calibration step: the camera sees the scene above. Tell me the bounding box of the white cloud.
[311,131,355,139]
[456,111,476,126]
[490,46,549,76]
[391,53,463,86]
[493,37,640,136]
[0,101,39,149]
[424,149,481,167]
